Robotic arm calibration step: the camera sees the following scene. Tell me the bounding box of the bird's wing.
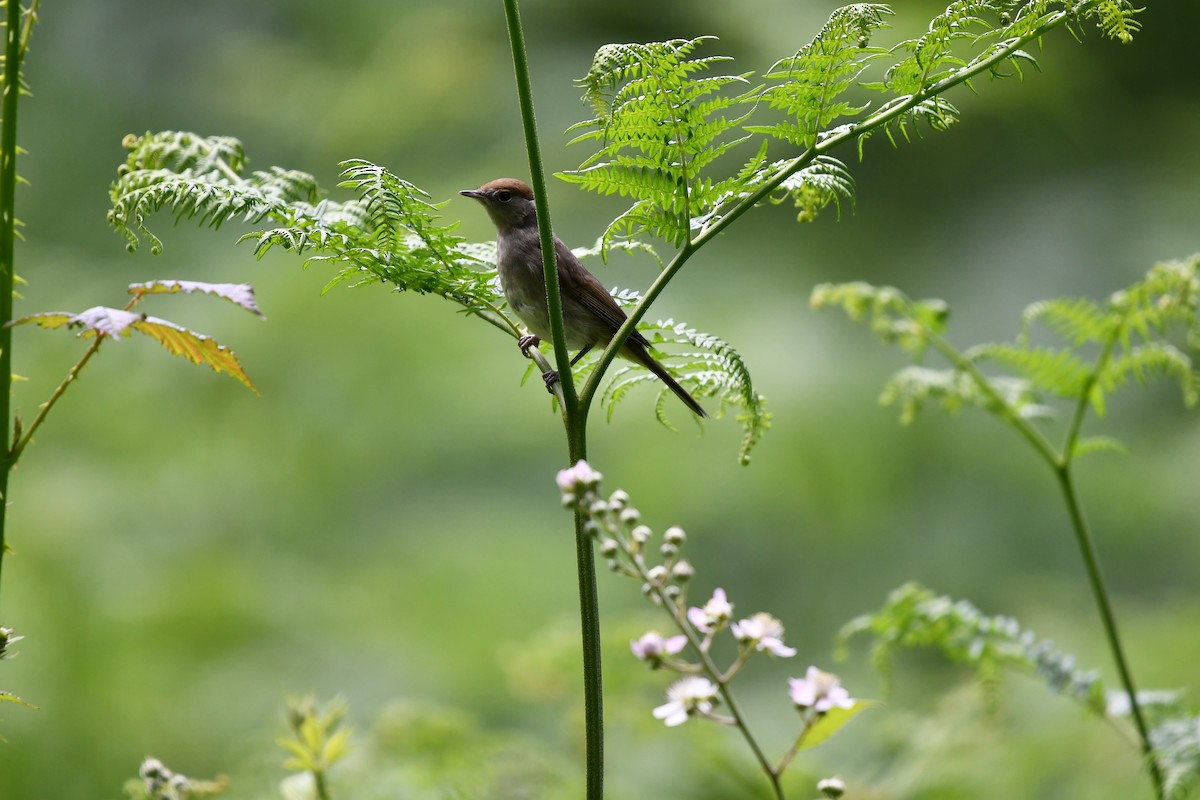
[555,238,652,347]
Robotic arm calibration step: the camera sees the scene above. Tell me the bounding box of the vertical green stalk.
[0,0,27,610]
[500,1,603,797]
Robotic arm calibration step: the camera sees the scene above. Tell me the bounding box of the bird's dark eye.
[495,189,512,203]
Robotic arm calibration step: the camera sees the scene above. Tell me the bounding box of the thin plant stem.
[9,336,105,467]
[0,0,30,610]
[644,583,784,799]
[921,318,1163,799]
[500,2,602,798]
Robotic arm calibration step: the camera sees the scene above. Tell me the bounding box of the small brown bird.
[461,178,706,417]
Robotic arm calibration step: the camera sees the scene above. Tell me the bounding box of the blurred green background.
[1,1,1198,798]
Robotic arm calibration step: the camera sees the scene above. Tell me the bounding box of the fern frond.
[967,342,1092,398]
[1152,715,1200,800]
[879,365,1046,425]
[1101,343,1200,408]
[1094,0,1143,43]
[574,302,770,464]
[559,37,755,252]
[838,582,1108,715]
[811,281,950,356]
[1019,296,1112,346]
[109,132,312,255]
[748,4,893,149]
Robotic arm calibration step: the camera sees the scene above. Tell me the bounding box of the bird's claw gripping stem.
[541,369,559,394]
[518,334,541,356]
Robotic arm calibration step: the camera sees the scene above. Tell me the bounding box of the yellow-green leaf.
[132,316,259,394]
[798,700,874,751]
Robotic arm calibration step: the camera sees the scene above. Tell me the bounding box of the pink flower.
[789,666,854,713]
[652,676,720,726]
[631,631,688,666]
[555,459,603,493]
[731,612,797,658]
[687,588,733,633]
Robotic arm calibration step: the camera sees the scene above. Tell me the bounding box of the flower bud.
[619,507,641,526]
[609,489,629,509]
[663,584,681,601]
[589,500,608,517]
[631,524,651,543]
[646,565,667,584]
[599,538,619,557]
[560,492,576,508]
[583,520,602,539]
[664,526,686,545]
[818,776,846,798]
[671,560,695,582]
[660,542,678,558]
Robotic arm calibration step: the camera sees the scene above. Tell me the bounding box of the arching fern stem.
[582,2,1102,412]
[500,3,602,800]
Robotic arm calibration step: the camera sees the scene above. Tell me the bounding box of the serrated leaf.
[132,316,259,394]
[1072,435,1128,459]
[0,691,35,709]
[128,280,265,318]
[8,311,74,330]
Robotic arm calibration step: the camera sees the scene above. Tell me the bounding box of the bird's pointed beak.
[459,189,485,200]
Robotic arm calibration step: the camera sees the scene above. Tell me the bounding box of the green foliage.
[589,305,771,464]
[109,133,769,458]
[279,695,352,800]
[747,4,892,148]
[813,256,1200,432]
[1152,714,1200,800]
[558,36,756,250]
[560,1,1134,255]
[841,584,1200,796]
[837,582,1108,715]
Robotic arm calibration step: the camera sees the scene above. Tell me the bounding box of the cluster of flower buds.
[136,757,226,800]
[0,626,21,660]
[556,460,858,739]
[137,758,191,800]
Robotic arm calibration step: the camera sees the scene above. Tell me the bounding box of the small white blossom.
[631,631,687,666]
[687,587,733,633]
[789,666,855,713]
[652,676,720,726]
[731,612,797,658]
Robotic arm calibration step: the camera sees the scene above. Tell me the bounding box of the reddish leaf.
[128,280,265,318]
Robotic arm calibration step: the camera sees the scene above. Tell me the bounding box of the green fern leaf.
[559,37,755,252]
[838,583,1108,715]
[749,4,893,148]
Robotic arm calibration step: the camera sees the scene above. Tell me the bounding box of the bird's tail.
[624,340,707,418]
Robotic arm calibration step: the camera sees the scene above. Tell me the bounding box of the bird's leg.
[541,369,559,393]
[517,333,541,356]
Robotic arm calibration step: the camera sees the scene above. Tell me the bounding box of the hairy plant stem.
[501,1,602,797]
[0,0,29,610]
[922,324,1163,799]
